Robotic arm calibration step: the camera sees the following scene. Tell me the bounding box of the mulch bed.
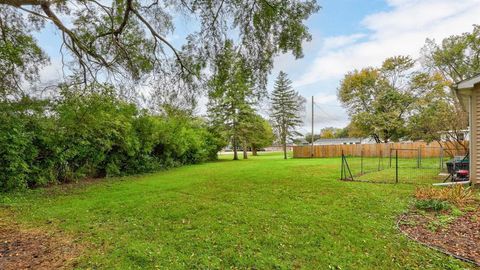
[398,206,480,266]
[0,222,80,270]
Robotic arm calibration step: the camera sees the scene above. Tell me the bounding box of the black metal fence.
[340,148,468,184]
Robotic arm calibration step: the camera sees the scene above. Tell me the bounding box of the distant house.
[294,138,310,146]
[313,137,362,145]
[360,137,377,144]
[439,129,469,142]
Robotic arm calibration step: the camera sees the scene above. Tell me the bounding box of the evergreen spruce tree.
[270,71,305,159]
[207,41,256,160]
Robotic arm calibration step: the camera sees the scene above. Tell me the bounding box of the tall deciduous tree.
[320,127,342,138]
[250,117,274,156]
[420,26,478,148]
[238,113,274,158]
[422,25,480,83]
[408,76,469,153]
[270,71,304,159]
[338,56,434,143]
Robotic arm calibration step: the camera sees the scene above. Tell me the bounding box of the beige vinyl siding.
[474,88,480,184]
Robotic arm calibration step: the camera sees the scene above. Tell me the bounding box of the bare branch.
[211,0,224,29]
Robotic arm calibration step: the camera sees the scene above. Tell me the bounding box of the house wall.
[472,87,480,185]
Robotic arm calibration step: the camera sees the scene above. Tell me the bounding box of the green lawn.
[0,153,474,269]
[344,157,445,184]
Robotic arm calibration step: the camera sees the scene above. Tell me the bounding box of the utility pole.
[311,96,314,157]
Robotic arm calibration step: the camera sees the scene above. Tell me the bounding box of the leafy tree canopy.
[240,113,274,156]
[422,24,480,83]
[0,0,320,97]
[207,41,257,160]
[338,56,446,143]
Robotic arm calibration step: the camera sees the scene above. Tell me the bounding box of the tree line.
[0,86,225,191]
[207,42,305,161]
[0,1,315,191]
[336,25,480,148]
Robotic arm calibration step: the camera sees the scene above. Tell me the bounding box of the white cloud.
[295,0,480,87]
[312,93,338,104]
[38,58,63,84]
[321,33,366,51]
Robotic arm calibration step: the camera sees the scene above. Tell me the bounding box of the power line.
[313,103,346,121]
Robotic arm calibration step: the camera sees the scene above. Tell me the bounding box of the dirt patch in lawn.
[0,221,80,270]
[399,206,480,266]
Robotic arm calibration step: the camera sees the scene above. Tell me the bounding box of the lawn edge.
[396,212,480,268]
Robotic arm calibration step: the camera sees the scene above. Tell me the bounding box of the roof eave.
[455,74,480,90]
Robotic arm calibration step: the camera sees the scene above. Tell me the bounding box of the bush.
[414,186,478,207]
[0,98,58,190]
[415,199,451,211]
[0,89,223,192]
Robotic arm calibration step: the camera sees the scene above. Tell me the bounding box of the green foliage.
[0,7,49,98]
[423,24,480,82]
[305,127,348,142]
[249,116,275,151]
[0,97,56,190]
[338,56,448,143]
[338,26,480,145]
[415,199,451,212]
[407,85,468,145]
[304,133,321,142]
[0,88,221,192]
[207,41,258,160]
[414,26,477,146]
[1,0,319,93]
[237,113,274,155]
[270,71,305,158]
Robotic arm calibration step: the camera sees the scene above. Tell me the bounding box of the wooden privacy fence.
[293,141,468,158]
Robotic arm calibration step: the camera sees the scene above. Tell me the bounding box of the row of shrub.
[0,88,225,192]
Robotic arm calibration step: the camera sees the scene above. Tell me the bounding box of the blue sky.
[34,0,480,135]
[270,0,480,135]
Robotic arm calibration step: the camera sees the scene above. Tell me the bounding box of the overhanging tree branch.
[40,3,110,67]
[131,8,192,74]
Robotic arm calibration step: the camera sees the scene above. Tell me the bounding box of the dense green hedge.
[0,90,224,191]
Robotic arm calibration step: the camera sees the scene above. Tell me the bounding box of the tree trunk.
[283,143,287,159]
[233,115,238,160]
[233,136,238,160]
[252,146,258,156]
[243,141,248,159]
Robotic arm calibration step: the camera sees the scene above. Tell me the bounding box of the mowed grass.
[0,153,474,269]
[345,157,445,184]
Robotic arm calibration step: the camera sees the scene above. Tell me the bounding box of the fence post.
[341,151,344,180]
[389,149,392,168]
[378,150,382,171]
[361,149,364,175]
[395,150,399,184]
[440,145,444,170]
[417,147,420,169]
[344,155,354,181]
